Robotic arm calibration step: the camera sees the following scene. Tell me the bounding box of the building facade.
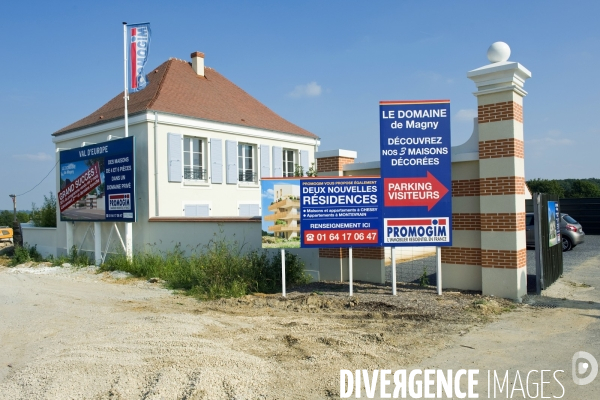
[52,52,319,258]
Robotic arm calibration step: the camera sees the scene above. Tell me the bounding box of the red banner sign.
[58,163,101,212]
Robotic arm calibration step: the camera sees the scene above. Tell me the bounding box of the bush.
[101,237,310,299]
[10,243,43,266]
[31,192,57,227]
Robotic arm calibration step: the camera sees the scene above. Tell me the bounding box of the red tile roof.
[53,58,318,139]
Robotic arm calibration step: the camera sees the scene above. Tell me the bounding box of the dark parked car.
[526,213,585,251]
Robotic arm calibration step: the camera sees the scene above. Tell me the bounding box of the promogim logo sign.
[384,218,449,244]
[108,193,131,211]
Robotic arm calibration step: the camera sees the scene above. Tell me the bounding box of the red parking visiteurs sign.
[58,162,101,213]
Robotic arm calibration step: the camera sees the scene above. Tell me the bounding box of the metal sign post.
[391,247,397,296]
[436,246,442,295]
[281,248,286,297]
[349,246,353,297]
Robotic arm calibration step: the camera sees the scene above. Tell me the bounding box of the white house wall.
[150,112,317,218]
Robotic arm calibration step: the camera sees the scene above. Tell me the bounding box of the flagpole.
[123,22,133,260]
[123,22,129,137]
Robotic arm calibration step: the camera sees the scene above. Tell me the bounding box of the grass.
[101,236,310,300]
[48,245,93,267]
[8,243,92,268]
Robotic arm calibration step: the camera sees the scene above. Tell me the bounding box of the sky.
[1,0,599,211]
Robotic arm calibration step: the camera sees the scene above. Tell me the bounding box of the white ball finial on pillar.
[487,42,511,63]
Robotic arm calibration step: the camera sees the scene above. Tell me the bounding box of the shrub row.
[101,237,309,299]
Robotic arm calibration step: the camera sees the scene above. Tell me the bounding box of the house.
[51,52,320,260]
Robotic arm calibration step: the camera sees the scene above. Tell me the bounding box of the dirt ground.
[0,260,521,399]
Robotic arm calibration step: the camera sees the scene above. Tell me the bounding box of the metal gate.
[532,193,563,294]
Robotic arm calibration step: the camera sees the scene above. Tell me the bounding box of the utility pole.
[9,194,16,221]
[8,194,23,247]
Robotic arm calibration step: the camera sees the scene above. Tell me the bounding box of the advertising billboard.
[260,177,383,248]
[379,100,452,246]
[548,201,560,247]
[300,177,382,248]
[59,137,136,222]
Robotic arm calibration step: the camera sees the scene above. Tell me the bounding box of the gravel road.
[0,238,597,399]
[0,261,515,399]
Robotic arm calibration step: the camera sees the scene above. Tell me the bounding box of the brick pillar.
[467,42,531,300]
[314,150,357,280]
[315,149,356,176]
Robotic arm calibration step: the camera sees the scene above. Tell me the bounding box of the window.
[283,149,296,177]
[238,143,257,182]
[183,137,206,181]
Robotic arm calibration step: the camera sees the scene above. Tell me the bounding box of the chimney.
[191,52,205,76]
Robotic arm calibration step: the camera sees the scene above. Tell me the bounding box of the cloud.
[13,152,53,161]
[527,130,573,146]
[288,81,322,98]
[455,109,477,122]
[262,188,274,199]
[527,137,573,146]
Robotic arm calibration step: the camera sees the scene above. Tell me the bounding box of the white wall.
[21,227,57,258]
[150,112,317,218]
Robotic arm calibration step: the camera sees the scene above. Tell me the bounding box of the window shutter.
[300,150,309,174]
[168,133,182,182]
[184,204,197,216]
[272,146,283,177]
[239,204,259,216]
[185,204,209,217]
[260,144,270,178]
[226,140,238,184]
[196,205,210,217]
[211,139,223,184]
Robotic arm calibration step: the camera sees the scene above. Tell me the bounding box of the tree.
[566,180,600,198]
[0,210,30,226]
[526,179,565,198]
[31,192,57,227]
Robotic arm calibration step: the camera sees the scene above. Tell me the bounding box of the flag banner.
[127,23,151,92]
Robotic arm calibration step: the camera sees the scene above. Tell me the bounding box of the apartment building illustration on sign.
[261,178,302,248]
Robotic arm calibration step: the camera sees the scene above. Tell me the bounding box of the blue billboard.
[260,177,383,248]
[379,100,452,246]
[300,177,382,248]
[59,137,136,222]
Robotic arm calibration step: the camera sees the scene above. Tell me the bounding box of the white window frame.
[282,148,297,177]
[238,143,257,184]
[183,136,208,185]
